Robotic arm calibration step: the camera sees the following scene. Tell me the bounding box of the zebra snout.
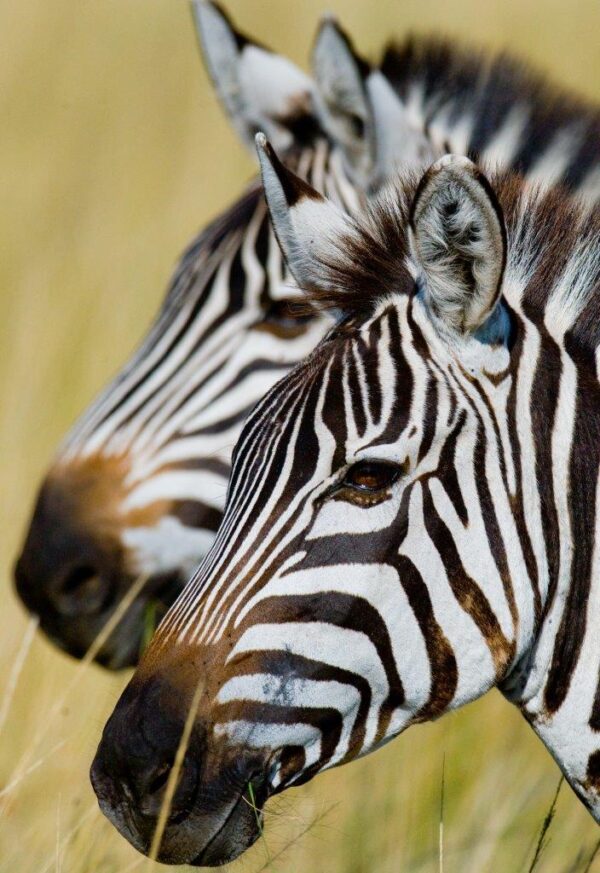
[14,536,115,624]
[90,671,269,866]
[91,675,201,837]
[13,470,147,666]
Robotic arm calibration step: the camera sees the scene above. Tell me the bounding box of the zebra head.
[12,5,352,668]
[93,143,592,864]
[14,8,437,669]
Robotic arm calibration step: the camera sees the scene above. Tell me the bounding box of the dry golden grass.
[1,1,600,870]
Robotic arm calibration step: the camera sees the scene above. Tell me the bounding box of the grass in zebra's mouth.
[1,0,600,870]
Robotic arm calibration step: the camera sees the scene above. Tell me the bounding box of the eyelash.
[325,460,407,507]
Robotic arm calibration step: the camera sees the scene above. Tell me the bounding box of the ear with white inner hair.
[409,155,507,335]
[311,17,375,184]
[192,1,316,153]
[255,133,359,292]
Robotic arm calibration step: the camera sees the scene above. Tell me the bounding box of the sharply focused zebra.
[91,140,600,865]
[16,2,600,668]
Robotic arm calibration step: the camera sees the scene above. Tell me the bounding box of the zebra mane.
[381,35,600,180]
[304,169,600,355]
[159,181,264,317]
[159,138,338,323]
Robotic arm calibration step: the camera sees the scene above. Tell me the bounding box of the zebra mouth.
[29,569,184,670]
[92,762,270,867]
[188,777,268,867]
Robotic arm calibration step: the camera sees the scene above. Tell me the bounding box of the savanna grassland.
[1,1,600,870]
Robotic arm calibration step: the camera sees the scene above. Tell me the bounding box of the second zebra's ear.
[255,134,358,293]
[311,18,376,185]
[311,18,435,186]
[409,155,507,336]
[192,1,316,153]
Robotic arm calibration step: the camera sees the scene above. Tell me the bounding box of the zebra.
[91,141,600,866]
[13,5,379,668]
[16,5,600,669]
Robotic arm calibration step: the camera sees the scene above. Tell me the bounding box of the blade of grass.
[146,678,205,867]
[250,803,338,873]
[528,776,564,872]
[55,794,61,873]
[247,780,272,868]
[0,616,38,742]
[581,838,600,873]
[439,753,446,873]
[0,740,65,799]
[0,574,148,813]
[38,803,97,873]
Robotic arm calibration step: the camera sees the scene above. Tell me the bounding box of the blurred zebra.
[15,4,600,667]
[92,142,600,866]
[14,5,369,666]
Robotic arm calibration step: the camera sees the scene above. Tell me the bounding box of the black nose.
[91,678,201,837]
[14,477,120,620]
[93,741,199,826]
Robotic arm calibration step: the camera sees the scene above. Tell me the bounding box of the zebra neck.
[502,369,600,820]
[381,37,600,203]
[513,556,600,819]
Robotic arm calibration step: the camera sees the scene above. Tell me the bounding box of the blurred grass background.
[1,0,600,870]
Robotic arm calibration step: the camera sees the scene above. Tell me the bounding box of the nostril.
[50,565,113,616]
[148,760,173,796]
[138,756,198,823]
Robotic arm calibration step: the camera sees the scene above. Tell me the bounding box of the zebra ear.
[311,17,376,184]
[192,1,316,153]
[365,69,436,178]
[312,18,434,185]
[409,155,507,335]
[256,134,357,292]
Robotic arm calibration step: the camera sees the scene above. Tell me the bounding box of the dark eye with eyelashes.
[342,460,402,492]
[259,299,313,333]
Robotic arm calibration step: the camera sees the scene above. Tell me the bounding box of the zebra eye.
[265,299,298,324]
[343,461,400,493]
[260,299,313,334]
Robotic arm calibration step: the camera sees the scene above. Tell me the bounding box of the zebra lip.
[188,773,269,867]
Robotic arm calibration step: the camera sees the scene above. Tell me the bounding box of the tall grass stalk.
[581,838,600,873]
[0,615,38,741]
[146,678,205,866]
[528,777,564,872]
[439,754,446,873]
[250,803,338,873]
